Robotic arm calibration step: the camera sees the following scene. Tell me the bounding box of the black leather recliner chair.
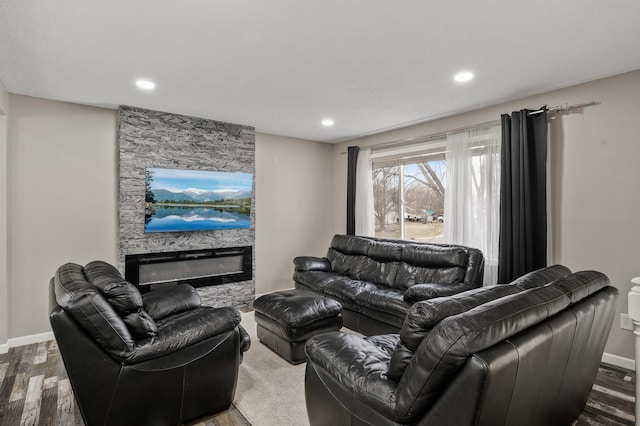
[49,261,251,426]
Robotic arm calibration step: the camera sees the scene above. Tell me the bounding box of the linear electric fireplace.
[125,246,252,292]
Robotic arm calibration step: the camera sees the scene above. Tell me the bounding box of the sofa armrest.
[142,284,201,320]
[293,256,332,272]
[238,325,251,353]
[404,283,472,304]
[305,332,397,419]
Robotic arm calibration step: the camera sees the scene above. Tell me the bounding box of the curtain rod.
[529,101,597,115]
[339,118,501,154]
[340,100,598,154]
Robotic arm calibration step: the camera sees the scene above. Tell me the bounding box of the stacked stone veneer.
[118,106,255,309]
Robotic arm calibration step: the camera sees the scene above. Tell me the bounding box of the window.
[372,141,446,242]
[369,124,501,284]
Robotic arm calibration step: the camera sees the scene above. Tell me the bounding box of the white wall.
[0,79,9,352]
[7,95,118,338]
[333,69,640,360]
[7,71,638,361]
[255,132,334,294]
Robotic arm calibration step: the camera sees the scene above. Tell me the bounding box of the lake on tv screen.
[145,206,250,233]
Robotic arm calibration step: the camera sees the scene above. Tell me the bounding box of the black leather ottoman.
[253,289,342,364]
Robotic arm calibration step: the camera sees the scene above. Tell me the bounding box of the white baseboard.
[1,331,54,353]
[602,352,635,371]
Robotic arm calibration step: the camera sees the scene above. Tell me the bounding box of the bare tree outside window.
[373,159,446,242]
[373,166,400,237]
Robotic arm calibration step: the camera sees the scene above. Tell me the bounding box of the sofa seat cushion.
[306,332,397,419]
[324,280,385,311]
[293,270,345,293]
[124,306,241,364]
[356,289,410,323]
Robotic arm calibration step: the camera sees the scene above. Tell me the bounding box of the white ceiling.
[1,1,639,143]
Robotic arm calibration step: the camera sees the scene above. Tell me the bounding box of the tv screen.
[144,167,253,233]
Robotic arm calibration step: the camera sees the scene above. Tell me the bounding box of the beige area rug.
[234,311,310,426]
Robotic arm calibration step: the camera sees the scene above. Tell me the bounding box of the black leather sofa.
[49,261,251,426]
[304,266,618,426]
[294,234,484,334]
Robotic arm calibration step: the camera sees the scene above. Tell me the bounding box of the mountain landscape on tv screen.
[144,167,253,233]
[152,188,253,203]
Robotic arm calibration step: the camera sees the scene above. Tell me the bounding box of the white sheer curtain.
[444,124,501,285]
[355,148,375,236]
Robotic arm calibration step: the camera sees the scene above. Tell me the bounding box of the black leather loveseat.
[304,265,618,425]
[294,234,484,334]
[49,261,251,426]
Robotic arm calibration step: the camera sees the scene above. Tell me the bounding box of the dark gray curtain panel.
[346,146,360,235]
[498,109,548,283]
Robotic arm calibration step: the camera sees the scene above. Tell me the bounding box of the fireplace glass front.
[125,246,252,291]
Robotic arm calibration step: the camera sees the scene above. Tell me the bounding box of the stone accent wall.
[118,106,255,309]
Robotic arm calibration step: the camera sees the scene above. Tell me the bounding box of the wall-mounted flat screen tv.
[144,167,253,233]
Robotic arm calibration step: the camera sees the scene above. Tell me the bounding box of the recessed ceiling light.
[136,79,156,90]
[454,71,474,83]
[322,119,335,127]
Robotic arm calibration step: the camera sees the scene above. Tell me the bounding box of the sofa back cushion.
[394,244,468,289]
[83,260,127,291]
[54,263,135,357]
[327,235,481,290]
[327,236,401,286]
[401,244,469,268]
[550,270,610,303]
[511,264,572,290]
[387,264,572,381]
[327,248,368,279]
[358,242,402,285]
[84,261,158,339]
[330,234,372,256]
[358,258,399,287]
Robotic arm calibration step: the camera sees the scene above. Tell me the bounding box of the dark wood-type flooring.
[0,341,635,425]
